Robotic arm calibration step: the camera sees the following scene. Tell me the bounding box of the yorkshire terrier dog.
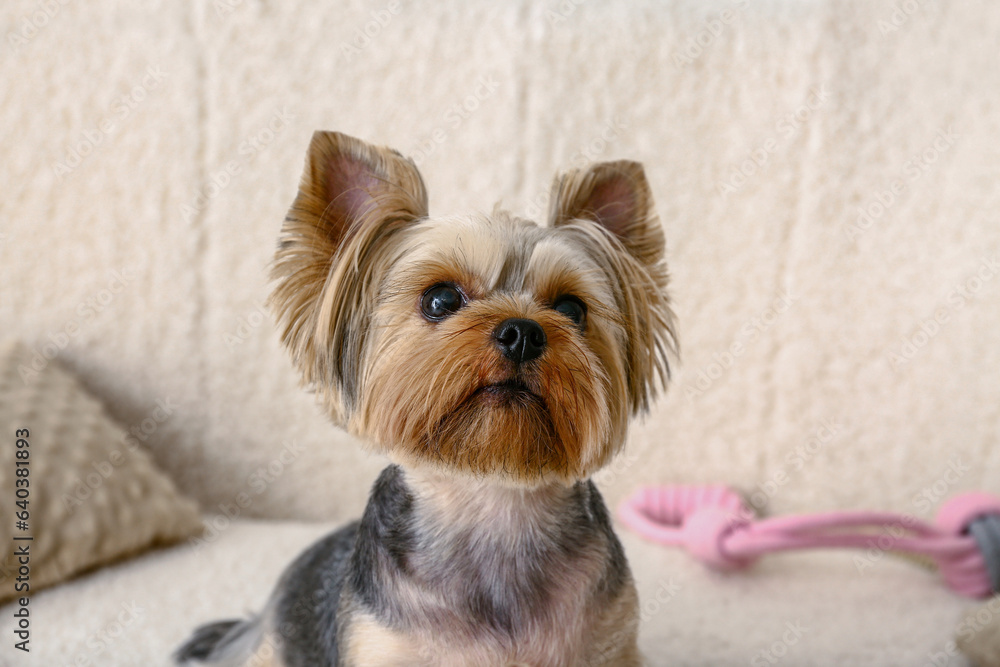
[175,131,675,666]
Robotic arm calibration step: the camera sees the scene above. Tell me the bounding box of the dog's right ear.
[269,131,427,423]
[289,131,428,249]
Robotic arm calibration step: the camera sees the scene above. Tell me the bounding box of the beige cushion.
[0,340,202,603]
[958,595,1000,667]
[0,522,971,665]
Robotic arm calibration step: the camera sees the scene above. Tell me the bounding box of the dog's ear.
[269,131,427,424]
[286,131,428,251]
[549,160,675,414]
[548,160,664,268]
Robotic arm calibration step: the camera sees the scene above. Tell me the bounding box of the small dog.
[175,131,675,666]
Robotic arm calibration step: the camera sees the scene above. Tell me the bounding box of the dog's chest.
[340,469,639,666]
[341,568,634,667]
[342,614,590,667]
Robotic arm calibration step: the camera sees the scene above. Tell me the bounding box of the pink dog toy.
[618,485,1000,599]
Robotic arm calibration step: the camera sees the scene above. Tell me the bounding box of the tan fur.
[269,131,428,425]
[342,612,642,667]
[347,213,628,481]
[340,615,420,667]
[263,131,674,665]
[270,136,675,478]
[549,161,675,413]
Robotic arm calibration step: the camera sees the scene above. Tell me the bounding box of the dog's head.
[270,131,675,485]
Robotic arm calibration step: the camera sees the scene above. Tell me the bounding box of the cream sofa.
[1,0,998,664]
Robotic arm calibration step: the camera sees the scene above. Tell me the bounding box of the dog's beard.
[355,310,621,483]
[422,379,567,480]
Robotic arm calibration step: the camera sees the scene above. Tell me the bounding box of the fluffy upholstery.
[0,523,975,666]
[1,0,998,663]
[957,595,1000,667]
[0,340,203,604]
[2,0,997,520]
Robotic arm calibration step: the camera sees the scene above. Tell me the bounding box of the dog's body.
[178,467,640,666]
[176,132,674,666]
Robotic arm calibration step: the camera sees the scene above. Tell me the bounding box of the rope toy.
[618,485,1000,599]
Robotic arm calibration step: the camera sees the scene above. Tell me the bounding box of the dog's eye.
[421,284,465,321]
[552,296,586,328]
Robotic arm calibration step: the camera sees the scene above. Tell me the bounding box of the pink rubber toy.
[618,485,1000,599]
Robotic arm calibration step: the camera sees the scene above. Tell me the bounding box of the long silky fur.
[268,131,429,424]
[179,132,678,666]
[549,160,677,414]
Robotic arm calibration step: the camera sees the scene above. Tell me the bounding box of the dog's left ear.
[549,160,675,413]
[548,160,664,269]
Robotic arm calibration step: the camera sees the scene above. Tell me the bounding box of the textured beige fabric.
[0,340,203,604]
[957,595,1000,667]
[0,521,976,666]
[1,0,998,521]
[1,0,999,664]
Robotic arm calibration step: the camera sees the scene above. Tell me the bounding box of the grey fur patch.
[176,467,631,664]
[173,620,246,663]
[585,480,629,600]
[271,521,360,666]
[346,466,416,621]
[346,467,626,643]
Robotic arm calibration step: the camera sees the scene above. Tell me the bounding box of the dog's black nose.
[494,318,547,364]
